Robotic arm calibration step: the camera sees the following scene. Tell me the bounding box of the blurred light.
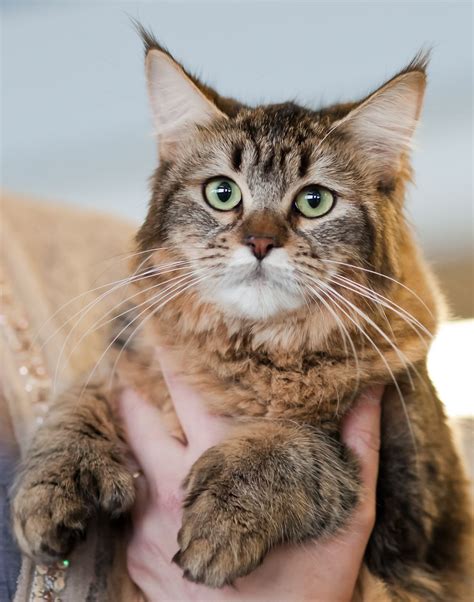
[428,319,474,417]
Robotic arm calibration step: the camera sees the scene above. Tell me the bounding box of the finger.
[118,388,183,481]
[341,386,383,518]
[156,348,231,452]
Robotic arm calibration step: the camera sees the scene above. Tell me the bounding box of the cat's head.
[136,30,428,323]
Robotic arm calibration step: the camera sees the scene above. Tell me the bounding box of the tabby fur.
[11,30,472,600]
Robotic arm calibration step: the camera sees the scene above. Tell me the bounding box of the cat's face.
[144,107,378,321]
[137,37,426,322]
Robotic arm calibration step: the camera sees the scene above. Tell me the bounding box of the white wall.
[2,1,473,262]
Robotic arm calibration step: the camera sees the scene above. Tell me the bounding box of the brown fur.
[11,33,472,601]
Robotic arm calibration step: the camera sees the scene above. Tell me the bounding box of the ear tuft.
[132,21,227,159]
[132,20,173,60]
[145,49,226,158]
[336,53,429,178]
[397,48,431,79]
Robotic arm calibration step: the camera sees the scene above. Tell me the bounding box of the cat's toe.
[12,482,90,563]
[175,491,267,587]
[12,449,135,563]
[174,522,267,587]
[93,460,135,516]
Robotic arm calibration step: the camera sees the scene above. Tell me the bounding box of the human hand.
[119,352,382,602]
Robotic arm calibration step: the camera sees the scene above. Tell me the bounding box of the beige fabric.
[1,192,137,601]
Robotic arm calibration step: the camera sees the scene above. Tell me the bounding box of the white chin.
[198,247,304,320]
[208,282,304,320]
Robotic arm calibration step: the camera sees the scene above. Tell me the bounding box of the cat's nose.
[244,236,275,260]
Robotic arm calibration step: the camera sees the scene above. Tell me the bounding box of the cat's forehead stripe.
[262,149,275,175]
[231,145,243,172]
[298,148,312,179]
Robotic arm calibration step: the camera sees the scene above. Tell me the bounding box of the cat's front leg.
[11,382,135,562]
[174,421,360,587]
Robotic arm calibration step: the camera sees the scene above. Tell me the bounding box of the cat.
[12,28,472,600]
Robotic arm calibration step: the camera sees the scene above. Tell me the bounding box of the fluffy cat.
[12,29,472,600]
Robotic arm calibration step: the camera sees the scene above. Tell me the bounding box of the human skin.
[119,352,383,602]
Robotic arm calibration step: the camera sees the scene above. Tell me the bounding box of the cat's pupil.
[306,189,321,208]
[217,182,232,202]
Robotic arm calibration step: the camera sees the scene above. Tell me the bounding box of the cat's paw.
[173,448,270,587]
[12,480,90,562]
[12,454,135,562]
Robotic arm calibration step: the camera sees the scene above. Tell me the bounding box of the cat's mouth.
[198,251,305,320]
[231,261,277,285]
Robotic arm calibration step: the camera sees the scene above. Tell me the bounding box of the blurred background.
[1,1,473,443]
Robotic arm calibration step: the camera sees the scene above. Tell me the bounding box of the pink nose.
[244,236,275,260]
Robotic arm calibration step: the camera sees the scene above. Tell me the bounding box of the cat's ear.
[336,54,428,179]
[140,30,227,158]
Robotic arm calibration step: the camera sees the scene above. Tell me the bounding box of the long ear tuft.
[335,50,430,180]
[135,24,244,117]
[133,21,174,61]
[132,22,243,160]
[397,48,431,78]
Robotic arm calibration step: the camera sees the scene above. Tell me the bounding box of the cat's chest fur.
[148,313,368,427]
[125,290,417,427]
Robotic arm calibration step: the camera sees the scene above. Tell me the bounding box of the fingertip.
[342,386,383,444]
[342,402,381,456]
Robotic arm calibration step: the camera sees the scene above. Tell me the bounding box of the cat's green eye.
[204,178,242,211]
[294,185,335,218]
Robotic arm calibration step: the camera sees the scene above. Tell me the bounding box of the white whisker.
[321,258,434,317]
[56,266,210,389]
[32,268,155,350]
[320,281,415,388]
[79,273,206,399]
[105,270,217,390]
[331,274,432,345]
[297,273,361,413]
[38,258,198,354]
[314,281,418,458]
[50,260,202,393]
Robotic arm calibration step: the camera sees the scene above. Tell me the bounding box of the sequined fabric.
[0,265,69,601]
[29,563,67,602]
